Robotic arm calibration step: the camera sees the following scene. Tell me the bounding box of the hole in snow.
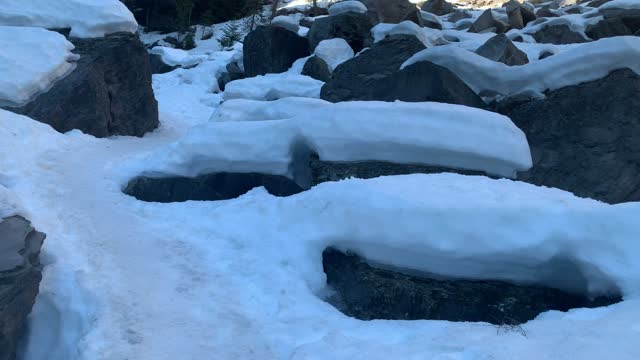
[322,248,622,325]
[123,173,304,202]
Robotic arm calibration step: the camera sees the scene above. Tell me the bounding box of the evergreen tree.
[243,0,267,32]
[218,22,243,49]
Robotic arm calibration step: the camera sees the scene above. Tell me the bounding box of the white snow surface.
[598,0,640,9]
[149,47,208,67]
[403,36,640,98]
[0,26,77,106]
[313,38,354,70]
[137,99,532,179]
[328,0,368,16]
[0,0,138,38]
[223,73,324,101]
[272,15,301,33]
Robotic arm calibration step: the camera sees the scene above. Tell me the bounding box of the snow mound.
[134,100,532,179]
[272,15,301,33]
[372,21,445,47]
[223,73,324,101]
[210,97,330,122]
[402,36,640,98]
[599,0,640,9]
[328,1,368,16]
[314,39,355,70]
[149,47,208,67]
[420,11,444,28]
[0,0,138,38]
[0,26,77,106]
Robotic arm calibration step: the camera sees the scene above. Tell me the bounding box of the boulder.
[449,10,472,23]
[217,62,245,92]
[307,11,374,53]
[321,35,485,108]
[536,6,559,18]
[496,69,640,204]
[149,53,178,74]
[539,50,555,59]
[469,9,511,34]
[359,0,418,24]
[530,24,589,44]
[419,11,444,30]
[505,0,537,29]
[301,56,332,82]
[6,32,159,138]
[243,26,311,78]
[475,34,529,66]
[421,0,455,16]
[585,9,640,40]
[0,216,45,360]
[323,248,620,324]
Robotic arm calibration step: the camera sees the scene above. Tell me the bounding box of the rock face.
[7,32,159,138]
[530,24,589,44]
[421,0,455,16]
[586,9,640,40]
[307,12,373,53]
[359,0,417,24]
[301,56,332,82]
[124,173,304,203]
[321,34,485,108]
[0,216,45,360]
[475,34,529,66]
[323,248,621,325]
[243,26,311,78]
[505,0,537,29]
[496,69,640,204]
[469,9,511,34]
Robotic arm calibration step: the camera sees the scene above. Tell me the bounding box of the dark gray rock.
[5,32,159,138]
[323,248,621,324]
[469,9,511,34]
[149,53,178,74]
[321,34,486,108]
[530,24,589,44]
[585,9,640,40]
[496,69,640,204]
[123,173,304,203]
[218,62,245,92]
[476,34,529,66]
[359,0,418,24]
[539,50,554,59]
[421,0,455,16]
[505,0,537,29]
[419,12,444,29]
[301,56,332,82]
[588,0,614,6]
[449,9,473,23]
[243,26,310,78]
[307,11,374,53]
[0,216,45,360]
[536,7,558,18]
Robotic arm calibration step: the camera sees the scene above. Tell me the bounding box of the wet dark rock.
[124,173,304,203]
[530,24,589,44]
[243,26,310,78]
[323,248,622,325]
[475,34,529,66]
[5,32,159,138]
[307,11,374,53]
[469,10,511,34]
[421,0,455,16]
[496,69,640,204]
[302,56,332,82]
[0,216,45,360]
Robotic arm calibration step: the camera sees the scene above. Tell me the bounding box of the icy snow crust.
[403,36,640,98]
[135,99,532,179]
[0,0,138,38]
[0,27,77,106]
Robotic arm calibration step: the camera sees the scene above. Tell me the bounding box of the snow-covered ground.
[2,1,640,359]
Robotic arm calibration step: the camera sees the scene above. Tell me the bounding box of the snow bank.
[314,39,354,70]
[149,47,208,67]
[210,97,330,122]
[0,27,77,106]
[133,100,532,179]
[272,15,300,33]
[0,0,138,38]
[402,36,640,98]
[223,74,324,101]
[328,1,368,16]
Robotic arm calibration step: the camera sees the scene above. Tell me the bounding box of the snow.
[328,0,368,16]
[272,15,300,33]
[372,21,447,47]
[420,10,445,28]
[0,0,138,38]
[402,36,640,98]
[149,47,208,68]
[598,0,640,9]
[223,73,324,101]
[210,97,331,122]
[313,39,354,70]
[136,100,532,179]
[0,26,77,106]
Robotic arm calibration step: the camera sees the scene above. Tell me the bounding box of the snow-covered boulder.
[307,11,373,52]
[0,26,77,107]
[313,38,355,70]
[321,34,485,108]
[496,68,640,204]
[272,15,301,33]
[421,0,455,16]
[223,73,324,101]
[586,7,640,40]
[0,0,137,38]
[419,10,444,30]
[328,1,368,16]
[6,33,158,137]
[243,26,310,77]
[0,216,46,360]
[530,23,590,44]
